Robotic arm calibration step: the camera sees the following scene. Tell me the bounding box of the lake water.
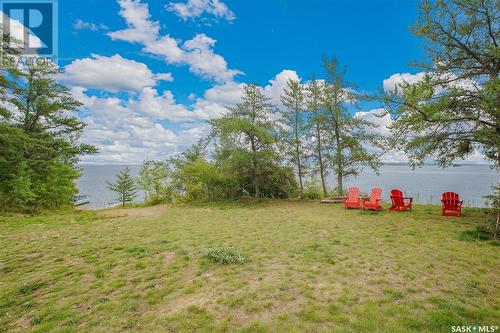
[77,164,498,209]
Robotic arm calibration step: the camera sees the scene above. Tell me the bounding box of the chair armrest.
[404,197,413,204]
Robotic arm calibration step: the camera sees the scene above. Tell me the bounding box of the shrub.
[203,247,246,264]
[303,179,322,199]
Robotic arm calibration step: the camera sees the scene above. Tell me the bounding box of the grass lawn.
[0,201,499,332]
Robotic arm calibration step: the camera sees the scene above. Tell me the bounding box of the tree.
[484,184,500,239]
[278,79,307,198]
[137,160,171,203]
[7,162,36,208]
[385,0,499,167]
[321,56,381,196]
[107,167,137,207]
[305,77,329,197]
[0,62,95,209]
[210,84,276,199]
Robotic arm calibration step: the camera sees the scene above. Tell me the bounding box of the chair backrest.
[369,188,382,204]
[347,187,360,201]
[442,192,460,210]
[390,189,404,207]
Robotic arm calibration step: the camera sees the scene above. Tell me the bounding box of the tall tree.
[305,77,329,197]
[107,167,137,207]
[385,0,499,167]
[279,79,307,198]
[321,57,381,196]
[0,61,95,209]
[210,84,276,199]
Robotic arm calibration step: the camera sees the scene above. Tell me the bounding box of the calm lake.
[77,164,498,209]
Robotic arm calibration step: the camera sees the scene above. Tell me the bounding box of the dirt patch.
[164,251,176,267]
[160,293,213,316]
[318,229,329,237]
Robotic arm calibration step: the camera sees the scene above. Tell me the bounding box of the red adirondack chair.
[441,192,463,216]
[389,189,413,211]
[362,188,383,211]
[343,187,361,209]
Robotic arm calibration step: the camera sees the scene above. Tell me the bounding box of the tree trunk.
[334,115,343,197]
[494,211,499,240]
[250,136,259,199]
[316,124,328,197]
[295,120,304,199]
[336,171,343,197]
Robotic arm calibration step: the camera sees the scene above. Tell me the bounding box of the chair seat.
[363,202,381,210]
[345,201,360,208]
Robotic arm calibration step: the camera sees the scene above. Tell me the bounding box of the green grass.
[0,201,499,332]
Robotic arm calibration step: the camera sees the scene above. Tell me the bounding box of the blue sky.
[12,0,450,163]
[61,0,424,97]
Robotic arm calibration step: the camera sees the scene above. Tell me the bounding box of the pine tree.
[210,84,276,199]
[321,56,381,196]
[279,79,307,198]
[386,0,500,167]
[305,77,329,197]
[107,167,137,207]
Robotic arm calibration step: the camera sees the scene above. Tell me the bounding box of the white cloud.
[108,0,241,82]
[383,72,426,93]
[73,68,317,164]
[129,87,210,122]
[73,19,108,31]
[62,54,171,92]
[354,108,392,136]
[383,71,479,95]
[155,72,174,82]
[108,0,160,44]
[75,88,207,164]
[264,70,301,106]
[182,34,242,81]
[203,80,244,105]
[166,0,235,22]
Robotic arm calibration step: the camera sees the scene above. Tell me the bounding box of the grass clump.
[204,247,246,264]
[459,226,492,242]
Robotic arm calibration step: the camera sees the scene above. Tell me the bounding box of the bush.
[303,179,322,199]
[203,247,246,264]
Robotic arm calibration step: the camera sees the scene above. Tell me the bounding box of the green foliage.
[385,0,500,167]
[137,161,172,204]
[278,79,308,198]
[36,163,80,208]
[107,167,138,207]
[305,77,329,197]
[7,161,36,207]
[483,184,500,239]
[203,247,246,264]
[0,60,94,210]
[210,84,280,199]
[303,179,322,200]
[320,56,382,196]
